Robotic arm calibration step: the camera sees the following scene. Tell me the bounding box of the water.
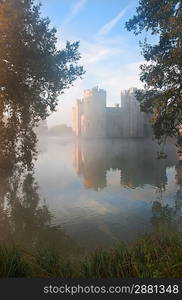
[29,136,181,253]
[0,136,181,255]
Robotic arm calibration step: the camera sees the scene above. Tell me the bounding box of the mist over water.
[32,136,181,252]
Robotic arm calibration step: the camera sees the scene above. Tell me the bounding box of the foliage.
[0,162,80,256]
[126,0,182,147]
[0,0,84,168]
[48,124,73,136]
[0,231,182,277]
[0,245,33,277]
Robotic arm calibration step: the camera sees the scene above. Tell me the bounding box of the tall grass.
[0,231,182,277]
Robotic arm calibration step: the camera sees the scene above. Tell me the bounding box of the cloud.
[83,47,115,64]
[47,2,143,127]
[81,40,122,65]
[85,60,144,102]
[63,0,87,26]
[96,7,128,38]
[47,29,144,127]
[46,60,144,128]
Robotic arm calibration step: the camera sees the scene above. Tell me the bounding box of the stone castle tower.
[72,87,151,138]
[121,88,144,137]
[72,86,106,138]
[82,87,106,138]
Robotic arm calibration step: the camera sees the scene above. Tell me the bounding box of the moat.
[30,136,181,254]
[0,136,181,256]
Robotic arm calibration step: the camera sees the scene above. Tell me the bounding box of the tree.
[126,0,182,148]
[48,124,73,136]
[0,160,80,254]
[0,0,84,168]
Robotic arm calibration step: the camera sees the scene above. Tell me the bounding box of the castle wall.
[72,107,76,133]
[75,99,83,137]
[72,87,151,139]
[106,107,123,138]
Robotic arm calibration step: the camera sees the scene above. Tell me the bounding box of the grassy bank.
[0,231,182,277]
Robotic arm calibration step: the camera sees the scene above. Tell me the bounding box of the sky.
[38,0,148,127]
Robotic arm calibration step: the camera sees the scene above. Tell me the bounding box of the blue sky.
[38,0,148,126]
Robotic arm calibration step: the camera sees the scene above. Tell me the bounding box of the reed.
[0,231,182,278]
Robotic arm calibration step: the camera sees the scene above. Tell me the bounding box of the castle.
[72,86,151,138]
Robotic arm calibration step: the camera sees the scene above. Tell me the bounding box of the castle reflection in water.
[34,136,182,249]
[73,138,181,193]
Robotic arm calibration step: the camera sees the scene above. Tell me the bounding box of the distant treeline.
[48,124,73,136]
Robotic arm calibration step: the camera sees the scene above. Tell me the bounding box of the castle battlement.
[72,87,151,138]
